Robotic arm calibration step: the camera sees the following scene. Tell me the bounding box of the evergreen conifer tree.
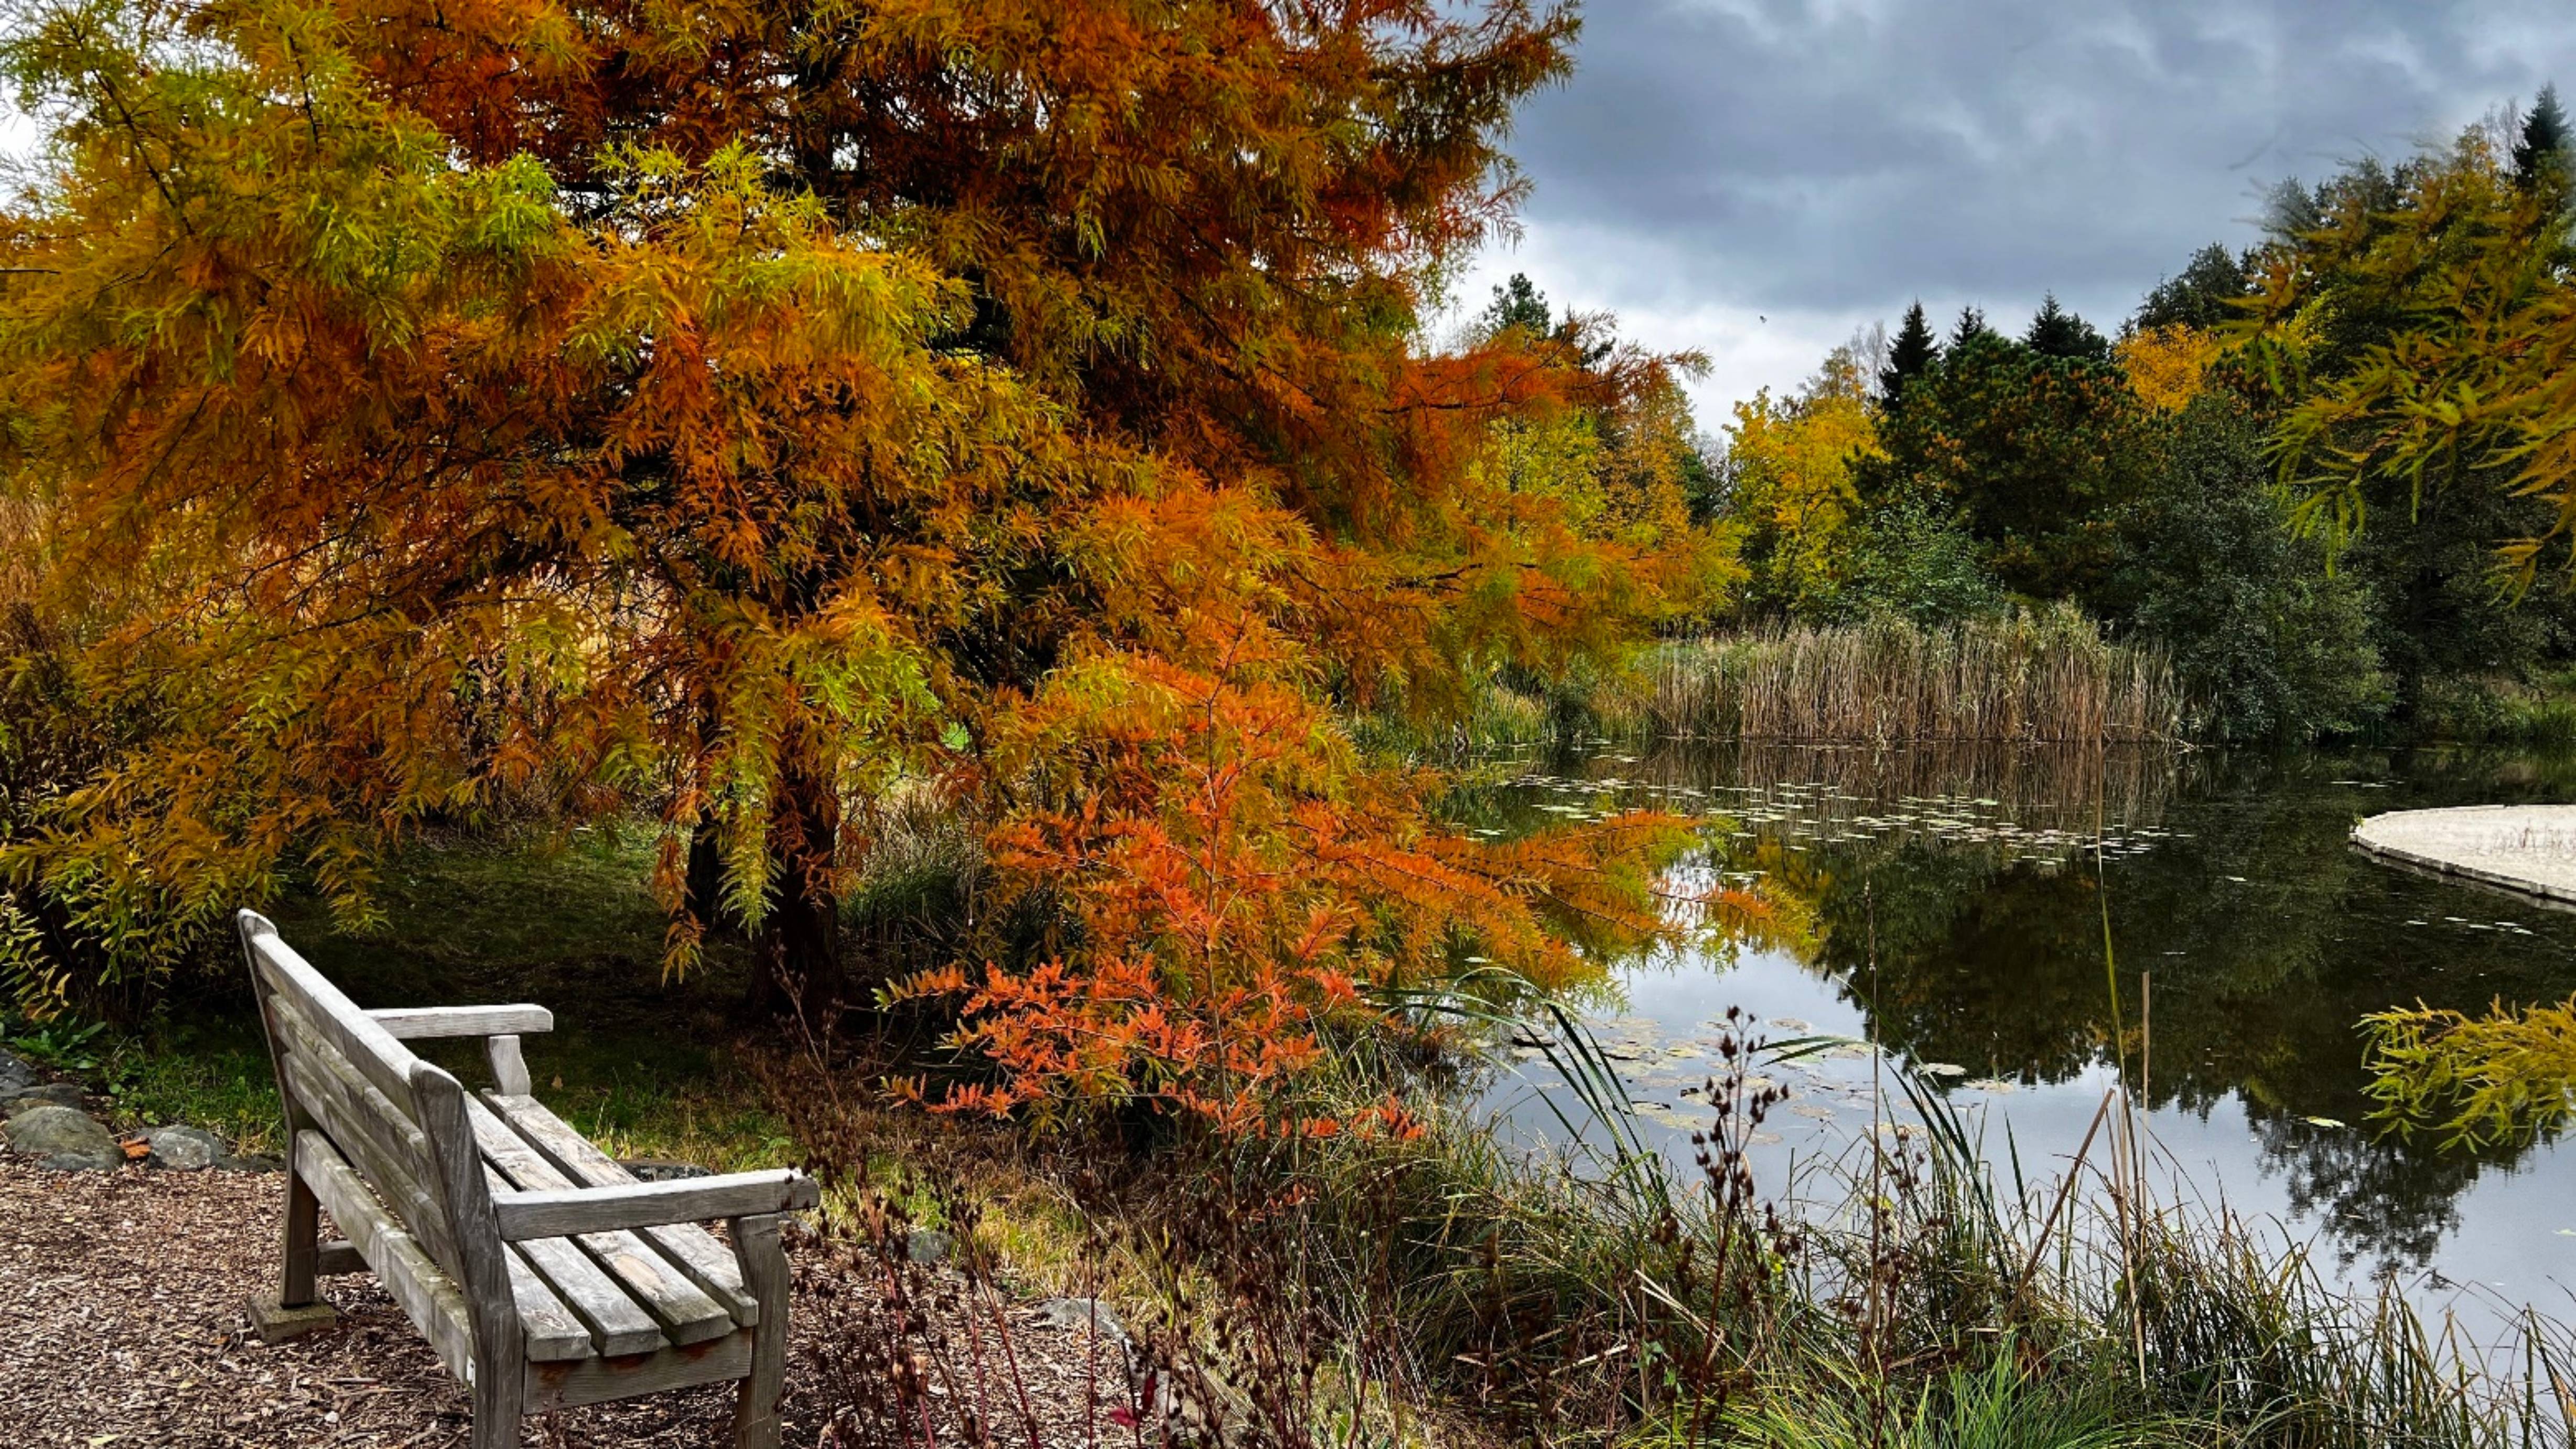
[1481,273,1554,338]
[2515,84,2571,194]
[1948,305,1994,350]
[1879,301,1939,409]
[2134,244,2251,331]
[2024,293,2110,361]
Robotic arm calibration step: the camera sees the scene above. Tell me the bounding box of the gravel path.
[0,1156,1135,1447]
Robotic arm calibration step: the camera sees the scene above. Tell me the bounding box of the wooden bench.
[235,910,819,1448]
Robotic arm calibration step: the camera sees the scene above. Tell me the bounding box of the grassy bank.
[26,832,2569,1448]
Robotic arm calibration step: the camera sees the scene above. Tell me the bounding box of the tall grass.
[770,992,2574,1449]
[1643,608,2183,745]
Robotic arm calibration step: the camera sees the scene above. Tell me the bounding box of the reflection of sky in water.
[1471,744,2576,1339]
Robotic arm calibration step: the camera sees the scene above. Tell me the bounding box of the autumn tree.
[2253,126,2576,720]
[1723,350,1882,618]
[0,0,1710,1124]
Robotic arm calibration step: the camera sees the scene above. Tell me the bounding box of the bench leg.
[730,1214,789,1449]
[282,1163,321,1306]
[244,1163,341,1344]
[470,1347,525,1449]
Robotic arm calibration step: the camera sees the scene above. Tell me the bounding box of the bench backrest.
[238,911,493,1284]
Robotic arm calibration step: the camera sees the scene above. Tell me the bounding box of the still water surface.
[1472,743,2576,1331]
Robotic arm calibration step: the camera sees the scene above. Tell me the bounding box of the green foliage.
[1480,272,1555,338]
[2415,669,2576,743]
[2514,83,2571,196]
[1716,1349,2190,1449]
[2104,395,2391,741]
[2133,243,2254,333]
[1835,501,2008,628]
[1860,329,2149,601]
[2023,294,2110,363]
[2,1013,103,1071]
[2255,128,2576,723]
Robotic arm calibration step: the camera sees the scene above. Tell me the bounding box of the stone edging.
[2351,804,2576,907]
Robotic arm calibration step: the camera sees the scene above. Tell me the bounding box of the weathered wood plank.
[486,1093,763,1325]
[275,1048,460,1272]
[240,920,421,1107]
[473,1098,738,1343]
[295,1131,476,1384]
[268,991,434,1157]
[483,1162,666,1357]
[241,912,323,1311]
[369,1005,556,1040]
[485,1034,532,1097]
[411,1064,528,1445]
[524,1329,751,1412]
[464,1098,673,1354]
[496,1231,599,1361]
[729,1214,790,1449]
[494,1172,818,1241]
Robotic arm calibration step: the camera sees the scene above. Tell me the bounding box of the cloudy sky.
[1447,0,2576,429]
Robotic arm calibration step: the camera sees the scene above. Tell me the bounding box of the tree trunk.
[753,756,844,1023]
[684,819,729,935]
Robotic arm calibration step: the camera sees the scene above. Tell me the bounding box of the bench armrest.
[368,1005,554,1039]
[492,1169,821,1241]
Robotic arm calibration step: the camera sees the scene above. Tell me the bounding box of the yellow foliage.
[1724,359,1882,614]
[2116,324,2224,412]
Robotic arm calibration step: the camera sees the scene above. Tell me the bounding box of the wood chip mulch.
[0,1155,1138,1447]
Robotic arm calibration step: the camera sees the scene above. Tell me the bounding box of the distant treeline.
[1677,89,2576,745]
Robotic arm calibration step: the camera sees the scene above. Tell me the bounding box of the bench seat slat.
[484,1092,763,1326]
[466,1097,735,1345]
[483,1166,663,1358]
[466,1107,671,1356]
[497,1233,602,1362]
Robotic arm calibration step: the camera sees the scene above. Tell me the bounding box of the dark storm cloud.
[1500,0,2576,336]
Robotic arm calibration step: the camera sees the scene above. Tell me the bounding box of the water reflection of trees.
[1711,746,2576,1271]
[1630,739,2185,826]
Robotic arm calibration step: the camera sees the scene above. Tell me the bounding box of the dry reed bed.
[1643,609,2183,745]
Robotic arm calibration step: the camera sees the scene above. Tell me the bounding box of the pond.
[1469,742,2576,1334]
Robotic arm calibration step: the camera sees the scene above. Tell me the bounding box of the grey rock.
[1029,1296,1127,1343]
[0,1050,34,1094]
[905,1228,953,1266]
[215,1152,286,1174]
[143,1123,225,1171]
[0,1082,82,1112]
[618,1157,713,1183]
[6,1104,120,1171]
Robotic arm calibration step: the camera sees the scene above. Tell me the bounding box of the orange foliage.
[0,0,1719,1122]
[894,645,1694,1131]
